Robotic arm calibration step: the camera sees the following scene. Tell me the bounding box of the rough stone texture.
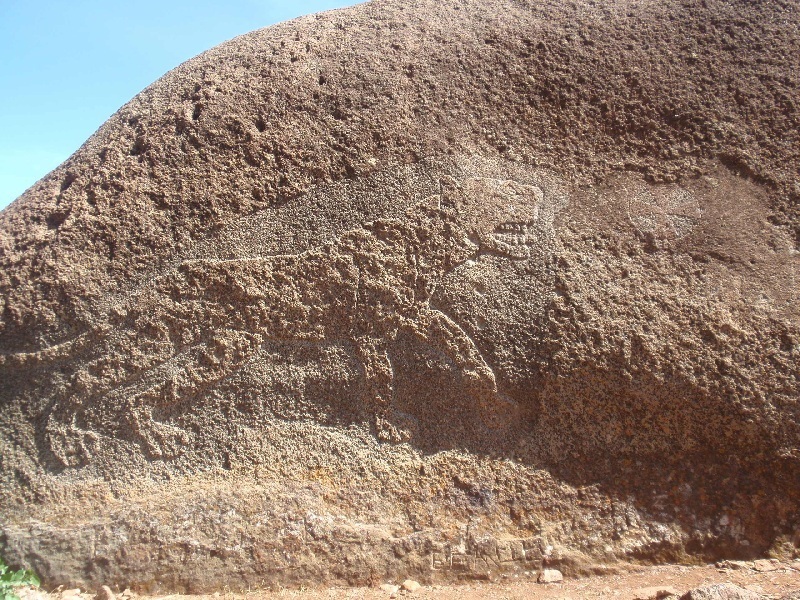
[679,583,763,600]
[0,0,798,593]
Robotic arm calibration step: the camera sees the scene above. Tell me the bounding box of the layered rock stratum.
[1,0,798,592]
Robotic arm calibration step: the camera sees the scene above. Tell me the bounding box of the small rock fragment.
[537,568,564,583]
[752,558,780,572]
[401,579,421,592]
[715,560,752,570]
[16,588,48,600]
[96,586,115,600]
[632,585,680,599]
[679,583,762,600]
[380,584,400,594]
[61,589,82,600]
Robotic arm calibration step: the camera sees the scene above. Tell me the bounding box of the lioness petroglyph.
[29,175,555,463]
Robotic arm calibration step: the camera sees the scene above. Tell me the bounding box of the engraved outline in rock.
[430,535,541,572]
[39,175,549,463]
[627,185,703,245]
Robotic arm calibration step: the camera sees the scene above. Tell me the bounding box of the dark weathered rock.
[0,0,798,592]
[95,586,115,600]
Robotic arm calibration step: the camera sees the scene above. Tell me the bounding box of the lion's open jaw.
[490,220,537,254]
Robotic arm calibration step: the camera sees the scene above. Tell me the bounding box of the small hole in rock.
[130,137,147,156]
[60,173,77,192]
[46,211,68,230]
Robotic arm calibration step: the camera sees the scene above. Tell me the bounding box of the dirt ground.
[142,564,800,599]
[28,562,800,600]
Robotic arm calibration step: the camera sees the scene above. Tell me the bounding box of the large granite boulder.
[1,0,798,592]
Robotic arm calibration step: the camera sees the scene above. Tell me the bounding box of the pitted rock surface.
[1,0,798,593]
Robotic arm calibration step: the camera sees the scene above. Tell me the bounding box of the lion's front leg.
[411,308,519,430]
[351,335,393,408]
[413,308,497,392]
[351,335,416,443]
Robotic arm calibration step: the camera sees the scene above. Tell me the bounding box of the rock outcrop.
[680,584,763,600]
[1,0,798,592]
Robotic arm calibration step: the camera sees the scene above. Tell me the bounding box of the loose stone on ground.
[633,586,680,599]
[538,569,564,584]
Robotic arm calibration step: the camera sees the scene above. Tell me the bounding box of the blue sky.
[0,0,359,211]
